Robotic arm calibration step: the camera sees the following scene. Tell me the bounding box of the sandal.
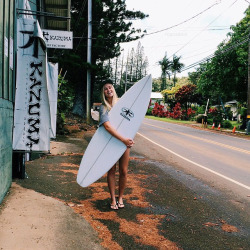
[117,202,125,209]
[110,204,118,210]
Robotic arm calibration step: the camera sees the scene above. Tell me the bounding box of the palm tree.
[158,55,172,90]
[171,55,184,87]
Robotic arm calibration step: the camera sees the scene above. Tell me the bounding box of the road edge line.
[137,132,250,191]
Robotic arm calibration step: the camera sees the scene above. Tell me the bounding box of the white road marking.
[138,132,250,191]
[143,122,250,155]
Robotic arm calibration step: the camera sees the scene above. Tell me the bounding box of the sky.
[121,0,249,78]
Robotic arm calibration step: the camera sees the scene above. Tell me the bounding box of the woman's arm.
[103,121,134,148]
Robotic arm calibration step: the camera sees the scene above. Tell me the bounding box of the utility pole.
[246,39,250,134]
[119,50,124,86]
[125,51,129,92]
[247,39,250,119]
[114,56,118,87]
[86,0,92,123]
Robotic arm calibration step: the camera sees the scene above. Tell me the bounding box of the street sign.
[42,29,73,49]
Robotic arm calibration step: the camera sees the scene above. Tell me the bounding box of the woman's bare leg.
[107,164,117,208]
[118,148,130,206]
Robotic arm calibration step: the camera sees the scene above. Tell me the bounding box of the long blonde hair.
[101,83,119,112]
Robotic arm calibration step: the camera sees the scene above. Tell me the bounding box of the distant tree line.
[103,42,149,95]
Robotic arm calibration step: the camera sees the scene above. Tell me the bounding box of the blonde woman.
[99,80,134,210]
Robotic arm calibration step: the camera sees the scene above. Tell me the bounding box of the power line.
[143,1,220,37]
[74,0,87,32]
[181,38,246,71]
[73,0,88,52]
[74,26,88,52]
[143,36,227,50]
[168,0,240,59]
[182,48,218,60]
[72,2,225,54]
[179,35,249,73]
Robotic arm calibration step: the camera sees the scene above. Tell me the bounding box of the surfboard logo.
[120,107,134,121]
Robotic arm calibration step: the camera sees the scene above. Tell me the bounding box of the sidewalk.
[0,183,103,250]
[0,129,103,250]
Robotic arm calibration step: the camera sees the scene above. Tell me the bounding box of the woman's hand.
[103,121,134,148]
[122,138,134,148]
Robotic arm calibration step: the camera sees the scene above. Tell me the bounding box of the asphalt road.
[134,118,250,202]
[10,124,250,249]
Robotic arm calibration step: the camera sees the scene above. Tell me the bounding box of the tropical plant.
[158,55,172,90]
[170,103,182,119]
[175,84,199,109]
[171,54,184,87]
[181,108,196,120]
[188,71,201,85]
[151,102,196,120]
[152,103,168,117]
[152,78,162,92]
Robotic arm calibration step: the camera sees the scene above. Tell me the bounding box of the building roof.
[151,92,163,99]
[225,100,238,105]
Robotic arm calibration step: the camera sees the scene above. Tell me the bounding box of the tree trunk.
[72,81,86,118]
[173,73,176,87]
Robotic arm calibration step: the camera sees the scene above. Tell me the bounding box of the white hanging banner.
[47,62,58,138]
[13,18,51,152]
[23,0,33,19]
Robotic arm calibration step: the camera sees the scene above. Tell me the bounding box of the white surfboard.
[77,75,152,187]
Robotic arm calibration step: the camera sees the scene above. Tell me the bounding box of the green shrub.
[208,107,224,127]
[146,107,153,115]
[222,120,233,129]
[207,118,213,125]
[58,75,75,114]
[240,107,247,117]
[196,114,204,123]
[197,105,205,114]
[225,108,233,120]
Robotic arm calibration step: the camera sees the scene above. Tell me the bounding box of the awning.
[44,0,71,31]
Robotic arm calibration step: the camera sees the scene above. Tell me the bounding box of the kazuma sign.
[42,29,73,49]
[13,18,51,152]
